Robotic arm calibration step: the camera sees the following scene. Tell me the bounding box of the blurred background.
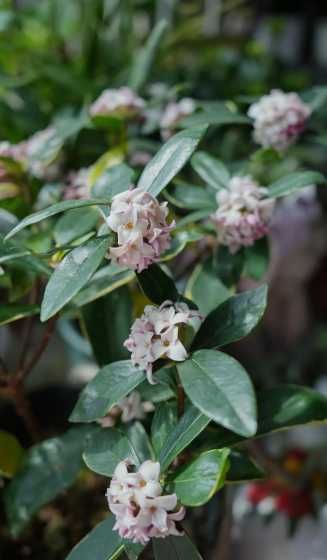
[1,1,327,559]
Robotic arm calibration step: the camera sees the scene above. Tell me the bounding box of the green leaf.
[4,427,94,536]
[138,126,207,197]
[151,402,178,458]
[159,405,210,471]
[41,237,110,321]
[203,385,327,447]
[137,367,176,403]
[268,171,325,198]
[54,207,99,245]
[213,245,245,287]
[178,350,257,437]
[0,303,40,326]
[165,182,216,210]
[244,237,270,280]
[180,109,250,128]
[73,263,134,307]
[192,285,267,351]
[167,449,230,506]
[185,259,230,315]
[124,542,145,560]
[0,431,24,478]
[5,199,110,240]
[129,20,169,92]
[137,263,179,304]
[82,286,132,365]
[65,516,124,560]
[125,422,154,463]
[191,151,230,189]
[83,428,141,476]
[92,163,134,200]
[70,360,146,423]
[153,534,203,560]
[227,450,264,482]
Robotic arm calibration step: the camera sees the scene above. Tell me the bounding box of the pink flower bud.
[90,87,145,119]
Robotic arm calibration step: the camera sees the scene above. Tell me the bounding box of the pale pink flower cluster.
[106,459,185,544]
[98,391,154,428]
[0,140,26,162]
[248,89,311,151]
[90,87,145,119]
[124,300,202,383]
[160,98,196,139]
[212,175,275,253]
[63,168,90,200]
[107,187,174,272]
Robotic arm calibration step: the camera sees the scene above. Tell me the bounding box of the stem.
[18,315,58,381]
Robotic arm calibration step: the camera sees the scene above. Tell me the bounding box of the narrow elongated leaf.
[137,263,179,304]
[167,449,230,506]
[178,350,257,437]
[268,171,325,198]
[70,360,146,423]
[227,451,264,482]
[54,207,99,245]
[138,126,207,197]
[165,183,216,210]
[74,264,134,307]
[191,151,230,189]
[92,163,134,200]
[41,237,110,321]
[185,259,230,315]
[129,20,168,92]
[4,427,95,536]
[159,405,210,471]
[82,286,132,365]
[66,516,124,560]
[0,303,40,326]
[180,110,250,128]
[83,428,141,476]
[153,535,203,560]
[151,402,178,457]
[5,198,110,240]
[125,422,154,463]
[192,285,267,350]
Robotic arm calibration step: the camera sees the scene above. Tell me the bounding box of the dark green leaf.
[138,127,207,197]
[159,405,210,471]
[244,238,270,280]
[167,449,230,506]
[83,428,141,476]
[125,422,154,463]
[54,207,99,245]
[151,402,178,458]
[185,259,230,315]
[268,171,325,198]
[191,151,230,189]
[227,450,265,482]
[178,350,257,437]
[92,164,135,200]
[165,183,216,210]
[65,516,124,560]
[0,303,40,326]
[213,245,245,287]
[180,110,250,129]
[129,20,168,92]
[153,534,203,560]
[41,237,110,321]
[70,360,146,423]
[192,285,267,351]
[73,263,134,307]
[137,263,179,304]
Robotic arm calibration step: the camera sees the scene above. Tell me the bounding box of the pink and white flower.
[63,168,90,200]
[160,98,196,139]
[90,87,145,119]
[107,187,174,272]
[248,89,311,151]
[124,300,202,383]
[98,391,154,428]
[106,459,185,544]
[211,175,275,253]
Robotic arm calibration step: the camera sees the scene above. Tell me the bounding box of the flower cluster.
[211,175,275,253]
[98,392,154,428]
[160,98,196,139]
[90,87,145,119]
[63,168,90,200]
[124,300,202,383]
[107,187,174,272]
[248,89,311,151]
[106,459,185,544]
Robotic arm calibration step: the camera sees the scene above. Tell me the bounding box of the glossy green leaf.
[54,207,99,245]
[129,20,168,92]
[5,198,110,240]
[192,285,267,351]
[138,126,207,197]
[151,402,178,457]
[185,259,230,315]
[137,263,179,304]
[159,405,210,471]
[191,151,230,189]
[167,449,230,506]
[268,171,325,198]
[41,237,110,321]
[82,286,132,365]
[227,450,264,482]
[70,360,146,423]
[66,516,124,560]
[4,426,95,536]
[180,109,250,128]
[213,245,245,287]
[165,182,216,210]
[0,303,40,326]
[124,542,145,560]
[137,367,176,403]
[178,350,257,437]
[83,428,141,476]
[0,431,24,478]
[125,422,154,463]
[153,534,203,560]
[92,163,134,200]
[73,263,134,307]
